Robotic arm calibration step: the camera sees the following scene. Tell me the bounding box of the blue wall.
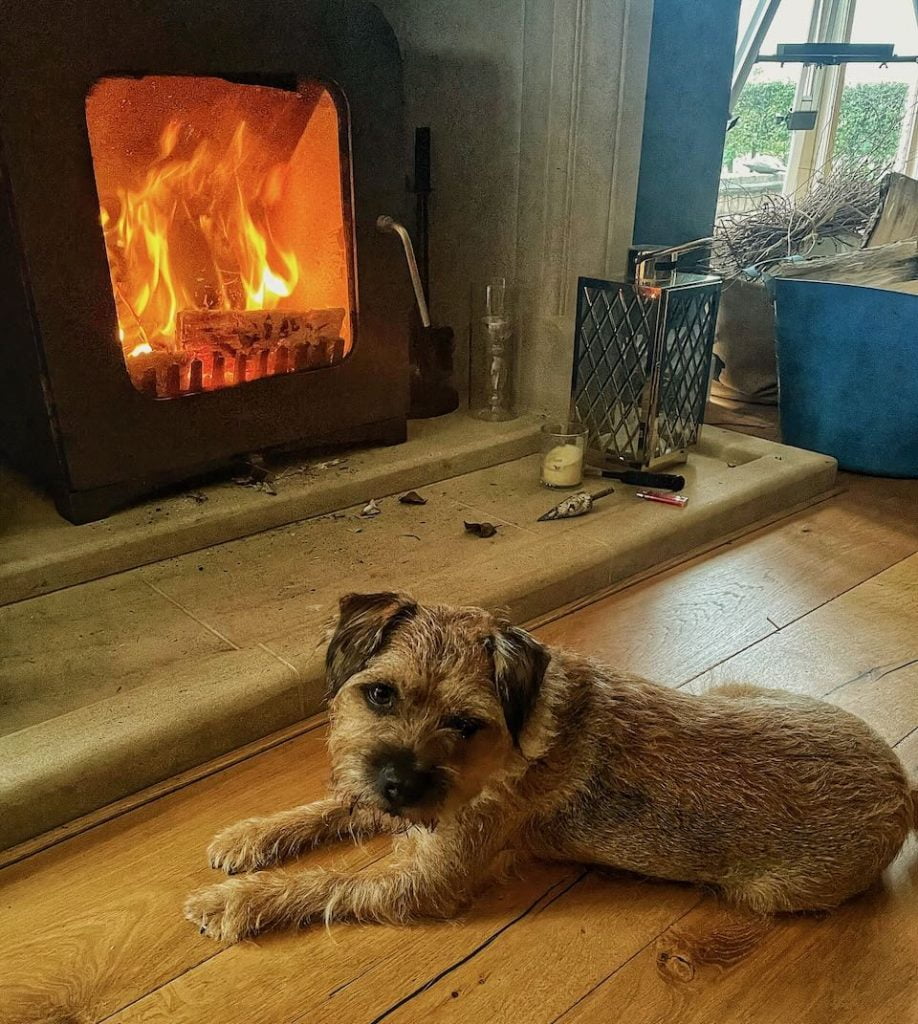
[633,0,742,246]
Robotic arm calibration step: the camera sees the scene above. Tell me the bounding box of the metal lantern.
[571,240,723,471]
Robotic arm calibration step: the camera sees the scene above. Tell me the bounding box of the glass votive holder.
[540,420,588,488]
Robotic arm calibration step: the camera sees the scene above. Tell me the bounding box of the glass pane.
[836,0,918,167]
[720,0,816,214]
[86,76,354,398]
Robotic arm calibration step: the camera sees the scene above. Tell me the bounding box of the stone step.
[0,428,836,850]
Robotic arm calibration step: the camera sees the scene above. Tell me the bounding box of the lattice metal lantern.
[571,240,722,471]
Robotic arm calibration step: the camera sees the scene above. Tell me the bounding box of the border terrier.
[185,592,917,942]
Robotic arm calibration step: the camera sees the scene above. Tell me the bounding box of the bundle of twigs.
[712,159,888,277]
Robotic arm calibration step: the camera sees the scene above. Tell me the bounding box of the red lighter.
[635,489,689,508]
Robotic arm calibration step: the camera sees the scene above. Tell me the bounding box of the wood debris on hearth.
[232,454,277,495]
[399,491,427,505]
[464,521,498,538]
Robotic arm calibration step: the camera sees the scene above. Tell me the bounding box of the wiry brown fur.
[185,594,917,941]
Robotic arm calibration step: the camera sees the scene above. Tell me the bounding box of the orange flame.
[100,118,300,353]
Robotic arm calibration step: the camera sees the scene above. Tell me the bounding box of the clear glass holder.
[540,420,587,488]
[468,277,518,422]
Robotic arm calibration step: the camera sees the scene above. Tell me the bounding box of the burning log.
[165,362,182,398]
[212,352,226,388]
[234,352,248,384]
[306,340,328,369]
[188,358,203,393]
[177,308,345,355]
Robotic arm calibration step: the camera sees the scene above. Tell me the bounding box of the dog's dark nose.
[375,753,432,809]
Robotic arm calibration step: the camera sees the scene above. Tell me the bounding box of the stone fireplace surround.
[0,0,652,524]
[376,0,655,418]
[2,0,659,590]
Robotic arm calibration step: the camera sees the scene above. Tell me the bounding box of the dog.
[184,592,917,942]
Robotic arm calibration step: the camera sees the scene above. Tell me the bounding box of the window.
[720,0,918,213]
[836,0,918,170]
[720,0,817,213]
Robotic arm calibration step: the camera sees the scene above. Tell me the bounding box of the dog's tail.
[911,786,918,832]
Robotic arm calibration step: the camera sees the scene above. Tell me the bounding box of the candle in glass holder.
[542,443,583,486]
[540,421,587,488]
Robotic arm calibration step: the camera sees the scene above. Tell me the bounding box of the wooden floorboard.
[557,840,918,1024]
[106,866,580,1024]
[1,473,916,1024]
[688,553,918,733]
[536,475,918,686]
[0,737,382,1024]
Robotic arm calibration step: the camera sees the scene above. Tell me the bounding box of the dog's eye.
[444,715,483,739]
[363,683,396,710]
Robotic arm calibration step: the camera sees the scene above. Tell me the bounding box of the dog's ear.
[326,592,417,696]
[488,625,551,745]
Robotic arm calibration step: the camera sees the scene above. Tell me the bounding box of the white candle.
[541,442,584,487]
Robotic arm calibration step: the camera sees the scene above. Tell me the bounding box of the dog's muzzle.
[369,745,443,813]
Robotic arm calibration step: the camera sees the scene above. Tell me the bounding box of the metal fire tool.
[377,212,458,417]
[377,215,430,325]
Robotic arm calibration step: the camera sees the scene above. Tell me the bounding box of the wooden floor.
[2,471,916,1024]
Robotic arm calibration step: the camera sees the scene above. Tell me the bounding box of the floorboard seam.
[327,960,381,999]
[821,658,918,698]
[363,869,590,1024]
[764,547,918,635]
[677,626,779,690]
[678,553,918,693]
[894,724,918,749]
[95,948,228,1024]
[96,850,396,1023]
[546,897,704,1024]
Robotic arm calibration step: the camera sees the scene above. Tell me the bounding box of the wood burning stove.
[0,0,411,523]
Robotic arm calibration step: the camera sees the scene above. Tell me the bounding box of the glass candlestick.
[469,278,518,421]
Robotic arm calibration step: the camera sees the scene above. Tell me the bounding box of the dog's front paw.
[184,878,261,943]
[207,818,273,874]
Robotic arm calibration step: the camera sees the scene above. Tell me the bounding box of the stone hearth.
[0,413,543,606]
[0,427,836,852]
